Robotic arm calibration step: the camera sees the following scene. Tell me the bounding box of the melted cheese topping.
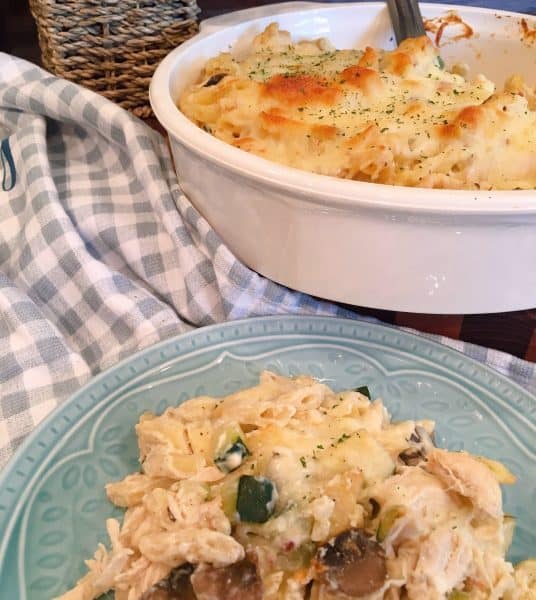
[179,23,536,190]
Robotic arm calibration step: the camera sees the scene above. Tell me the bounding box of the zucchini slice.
[353,385,371,399]
[236,475,278,523]
[213,423,250,473]
[377,505,405,542]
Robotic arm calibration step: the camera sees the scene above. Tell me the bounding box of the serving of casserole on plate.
[0,317,534,600]
[150,2,536,315]
[59,371,535,600]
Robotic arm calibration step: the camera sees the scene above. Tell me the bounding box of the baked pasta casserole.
[179,23,536,190]
[58,372,535,600]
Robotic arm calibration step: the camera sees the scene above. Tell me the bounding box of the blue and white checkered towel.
[0,53,534,468]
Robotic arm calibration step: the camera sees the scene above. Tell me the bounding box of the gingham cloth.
[0,53,534,469]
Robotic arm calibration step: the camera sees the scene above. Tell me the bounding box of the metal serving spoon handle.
[387,0,426,45]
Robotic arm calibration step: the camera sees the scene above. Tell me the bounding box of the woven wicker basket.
[29,0,200,118]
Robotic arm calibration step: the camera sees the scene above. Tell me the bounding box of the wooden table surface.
[2,0,535,361]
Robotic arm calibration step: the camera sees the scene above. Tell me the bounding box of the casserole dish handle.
[200,2,336,34]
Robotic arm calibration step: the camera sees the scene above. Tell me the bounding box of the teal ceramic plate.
[0,316,535,599]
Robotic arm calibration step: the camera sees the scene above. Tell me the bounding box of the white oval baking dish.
[150,2,536,314]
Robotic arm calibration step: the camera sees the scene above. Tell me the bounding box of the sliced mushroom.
[400,425,436,465]
[369,498,381,519]
[410,425,436,448]
[398,447,425,466]
[315,528,387,597]
[140,563,196,600]
[190,558,262,600]
[203,73,227,87]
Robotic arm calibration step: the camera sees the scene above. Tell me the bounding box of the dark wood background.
[1,0,536,360]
